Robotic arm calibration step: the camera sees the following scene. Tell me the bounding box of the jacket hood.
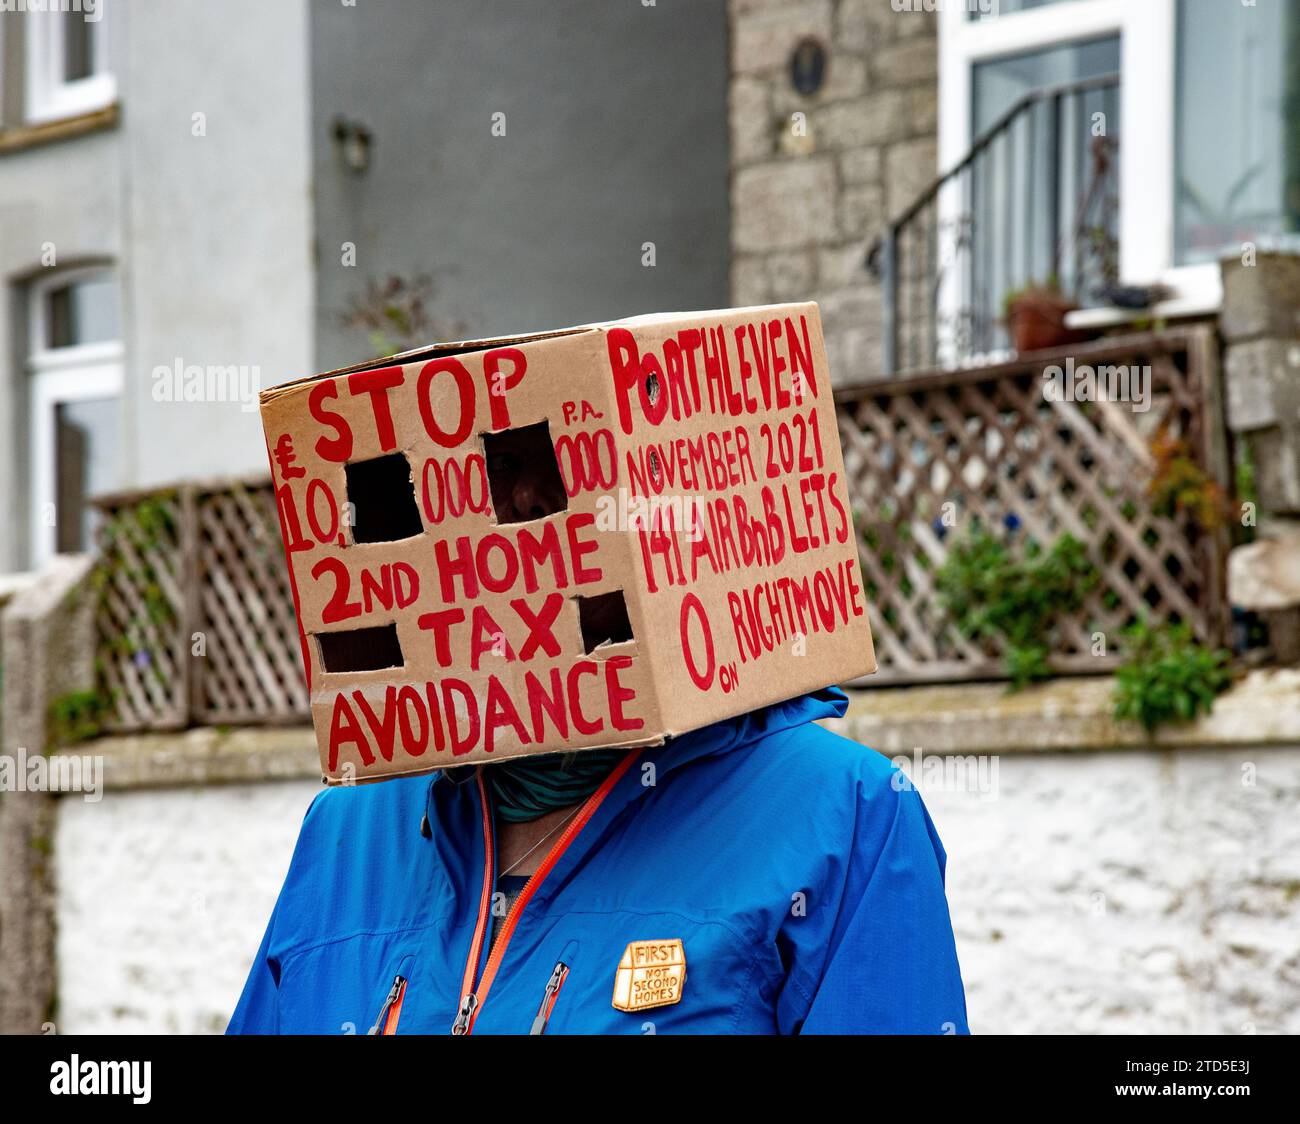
[651,686,849,778]
[426,686,849,812]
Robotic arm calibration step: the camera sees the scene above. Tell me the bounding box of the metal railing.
[871,73,1121,375]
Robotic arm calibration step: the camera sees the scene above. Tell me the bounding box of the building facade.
[0,0,732,574]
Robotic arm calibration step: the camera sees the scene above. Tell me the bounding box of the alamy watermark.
[891,747,1000,802]
[152,358,261,413]
[1042,357,1151,413]
[891,0,999,15]
[1,0,103,20]
[593,489,709,541]
[50,1055,150,1104]
[0,747,103,803]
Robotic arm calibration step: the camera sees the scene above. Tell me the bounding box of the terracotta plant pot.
[1005,291,1093,354]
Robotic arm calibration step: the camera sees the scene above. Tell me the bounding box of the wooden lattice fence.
[835,326,1231,685]
[92,476,308,730]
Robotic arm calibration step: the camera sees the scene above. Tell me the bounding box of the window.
[1175,0,1300,264]
[25,2,115,124]
[965,35,1120,340]
[28,269,123,567]
[943,0,1300,317]
[940,0,1198,313]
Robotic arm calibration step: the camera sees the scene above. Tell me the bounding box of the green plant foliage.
[1148,428,1228,533]
[1112,617,1233,734]
[47,689,109,747]
[1000,277,1063,318]
[935,527,1098,688]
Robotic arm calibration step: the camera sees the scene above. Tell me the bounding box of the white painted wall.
[919,746,1300,1035]
[53,749,1300,1034]
[55,779,318,1035]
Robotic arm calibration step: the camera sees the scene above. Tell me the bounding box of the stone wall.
[729,0,938,383]
[1221,251,1300,661]
[0,555,95,1033]
[1221,251,1300,516]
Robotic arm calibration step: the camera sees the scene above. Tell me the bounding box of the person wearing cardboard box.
[229,305,968,1035]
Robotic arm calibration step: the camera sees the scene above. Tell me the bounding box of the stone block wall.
[1221,251,1300,661]
[729,0,938,384]
[1221,252,1300,516]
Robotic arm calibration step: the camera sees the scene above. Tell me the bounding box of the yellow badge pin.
[611,938,686,1013]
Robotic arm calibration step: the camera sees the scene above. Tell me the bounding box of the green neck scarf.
[487,748,627,823]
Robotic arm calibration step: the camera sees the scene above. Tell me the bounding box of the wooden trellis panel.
[191,481,309,725]
[834,327,1231,685]
[92,489,188,729]
[93,476,309,731]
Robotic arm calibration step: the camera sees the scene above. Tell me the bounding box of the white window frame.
[24,2,116,125]
[938,0,1221,314]
[27,267,123,568]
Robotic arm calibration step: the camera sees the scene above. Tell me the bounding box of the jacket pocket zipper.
[369,974,408,1036]
[529,961,570,1035]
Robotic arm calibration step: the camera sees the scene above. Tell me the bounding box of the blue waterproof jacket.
[228,688,968,1035]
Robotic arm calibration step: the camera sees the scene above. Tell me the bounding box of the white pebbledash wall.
[924,747,1300,1035]
[53,743,1300,1035]
[56,780,318,1035]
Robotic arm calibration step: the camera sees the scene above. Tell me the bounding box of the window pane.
[45,274,120,349]
[55,396,120,553]
[1175,0,1300,264]
[63,12,95,82]
[966,37,1120,352]
[970,0,1072,22]
[972,35,1119,135]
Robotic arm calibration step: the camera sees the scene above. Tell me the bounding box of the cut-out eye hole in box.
[317,623,405,673]
[345,453,423,543]
[482,420,567,525]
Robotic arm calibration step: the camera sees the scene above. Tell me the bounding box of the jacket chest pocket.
[543,918,770,1035]
[528,939,580,1035]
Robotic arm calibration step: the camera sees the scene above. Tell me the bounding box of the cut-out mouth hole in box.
[576,590,634,653]
[317,623,405,673]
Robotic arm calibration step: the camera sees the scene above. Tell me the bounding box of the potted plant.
[1002,281,1092,354]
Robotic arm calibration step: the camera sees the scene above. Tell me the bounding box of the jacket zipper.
[450,749,640,1035]
[450,770,498,1035]
[369,974,408,1035]
[529,961,570,1035]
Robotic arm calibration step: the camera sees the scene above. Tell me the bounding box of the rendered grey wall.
[0,1,315,568]
[123,0,315,487]
[310,0,731,370]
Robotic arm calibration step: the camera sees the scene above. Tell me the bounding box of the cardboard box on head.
[259,302,876,785]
